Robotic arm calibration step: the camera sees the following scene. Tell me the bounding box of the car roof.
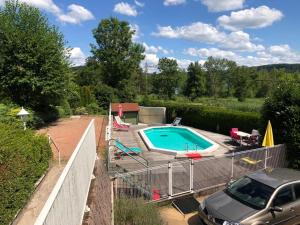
[247,168,300,188]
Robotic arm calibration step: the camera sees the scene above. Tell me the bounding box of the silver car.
[198,168,300,225]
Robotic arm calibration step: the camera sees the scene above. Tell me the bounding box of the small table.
[236,131,251,145]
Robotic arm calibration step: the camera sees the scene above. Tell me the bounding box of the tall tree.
[152,58,180,99]
[0,1,70,113]
[184,62,206,100]
[91,17,144,89]
[203,57,236,97]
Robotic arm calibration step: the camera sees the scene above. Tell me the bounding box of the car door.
[288,182,300,224]
[268,184,296,224]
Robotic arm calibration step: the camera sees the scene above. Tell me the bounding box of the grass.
[175,97,265,112]
[114,197,164,225]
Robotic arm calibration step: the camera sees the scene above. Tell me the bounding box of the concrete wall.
[34,120,97,225]
[138,106,166,124]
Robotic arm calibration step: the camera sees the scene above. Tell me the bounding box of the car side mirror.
[270,206,283,212]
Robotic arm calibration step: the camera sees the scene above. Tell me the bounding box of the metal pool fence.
[113,144,287,201]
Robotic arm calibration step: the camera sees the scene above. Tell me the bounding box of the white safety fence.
[113,144,287,201]
[105,104,113,141]
[35,120,97,225]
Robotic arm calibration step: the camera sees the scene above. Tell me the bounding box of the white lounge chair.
[115,116,131,126]
[172,117,182,126]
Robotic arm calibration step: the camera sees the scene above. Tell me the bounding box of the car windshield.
[225,176,274,210]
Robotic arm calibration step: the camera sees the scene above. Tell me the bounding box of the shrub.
[262,82,300,168]
[74,106,88,115]
[0,103,44,128]
[0,123,51,225]
[114,197,163,225]
[142,100,261,135]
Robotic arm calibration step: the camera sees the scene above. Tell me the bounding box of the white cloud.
[153,22,264,52]
[2,0,95,24]
[134,0,144,7]
[141,53,159,72]
[185,47,238,60]
[20,0,61,14]
[114,2,138,16]
[143,43,173,54]
[201,0,245,12]
[221,31,265,52]
[69,47,86,66]
[218,6,283,31]
[185,44,300,67]
[153,22,224,43]
[164,0,186,6]
[130,24,142,41]
[58,4,94,24]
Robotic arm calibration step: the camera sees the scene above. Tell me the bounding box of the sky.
[1,0,300,69]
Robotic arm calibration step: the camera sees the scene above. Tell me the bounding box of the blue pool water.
[143,127,213,151]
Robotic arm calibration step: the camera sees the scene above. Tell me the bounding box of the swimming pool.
[139,126,218,155]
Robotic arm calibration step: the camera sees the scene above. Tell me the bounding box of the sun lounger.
[172,117,182,126]
[113,120,129,131]
[115,115,131,126]
[115,140,142,155]
[240,156,262,165]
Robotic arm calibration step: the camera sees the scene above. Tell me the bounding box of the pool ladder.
[185,143,199,151]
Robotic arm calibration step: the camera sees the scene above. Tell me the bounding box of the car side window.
[294,183,300,199]
[273,186,294,207]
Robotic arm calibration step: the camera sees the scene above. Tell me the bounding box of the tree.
[184,62,206,100]
[0,1,69,115]
[203,57,237,97]
[91,17,144,89]
[262,82,300,168]
[152,58,180,99]
[232,66,255,101]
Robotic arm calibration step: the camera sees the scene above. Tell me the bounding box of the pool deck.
[111,124,240,171]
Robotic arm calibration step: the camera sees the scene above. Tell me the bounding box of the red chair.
[113,120,129,131]
[230,128,240,143]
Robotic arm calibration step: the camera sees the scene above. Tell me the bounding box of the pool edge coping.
[138,125,219,156]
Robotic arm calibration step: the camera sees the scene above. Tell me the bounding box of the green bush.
[114,197,163,225]
[262,83,300,168]
[0,123,52,225]
[74,106,88,115]
[0,103,44,128]
[143,100,261,135]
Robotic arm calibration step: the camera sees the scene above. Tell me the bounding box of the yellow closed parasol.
[262,120,274,147]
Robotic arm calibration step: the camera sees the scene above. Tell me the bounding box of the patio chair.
[230,128,240,144]
[114,140,142,155]
[113,120,129,131]
[172,117,182,126]
[115,115,131,126]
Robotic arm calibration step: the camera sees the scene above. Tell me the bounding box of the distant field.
[175,97,265,112]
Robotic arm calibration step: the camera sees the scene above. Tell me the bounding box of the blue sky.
[2,0,300,69]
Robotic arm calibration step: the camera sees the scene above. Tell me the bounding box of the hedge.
[0,123,52,225]
[142,100,261,135]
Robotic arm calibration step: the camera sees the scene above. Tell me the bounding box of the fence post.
[231,150,234,180]
[190,159,194,192]
[168,161,172,198]
[264,147,268,169]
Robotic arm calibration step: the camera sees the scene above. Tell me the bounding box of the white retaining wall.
[35,120,97,225]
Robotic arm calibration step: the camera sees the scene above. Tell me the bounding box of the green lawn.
[176,97,265,112]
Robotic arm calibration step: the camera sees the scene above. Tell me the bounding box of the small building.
[111,103,139,124]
